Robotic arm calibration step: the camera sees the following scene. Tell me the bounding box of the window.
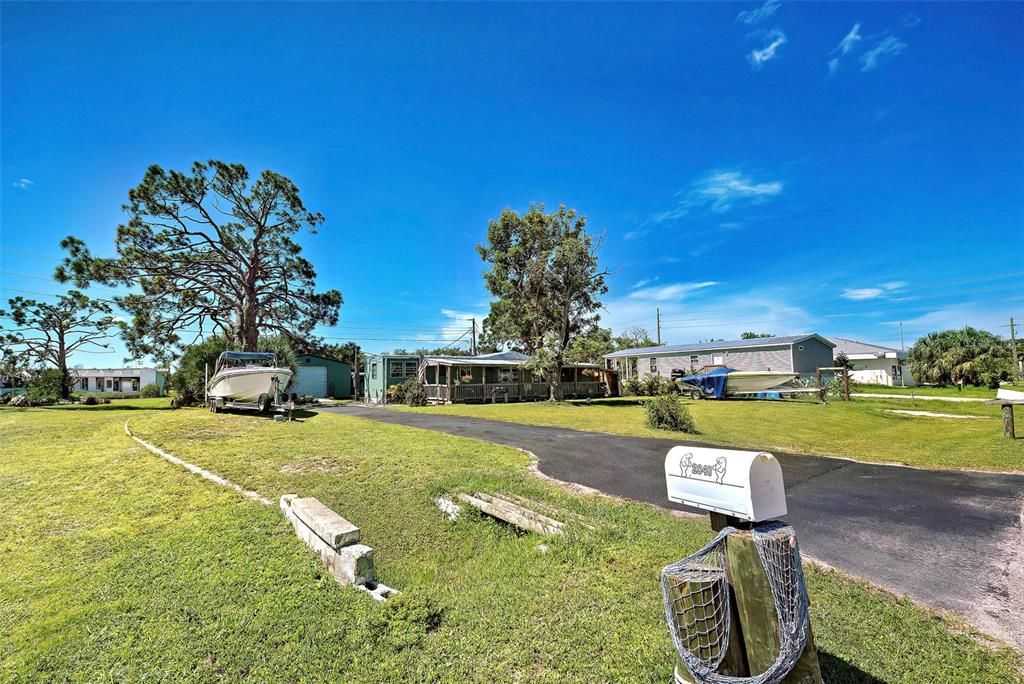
[105,378,113,389]
[112,378,120,392]
[690,355,699,365]
[650,358,657,373]
[371,362,378,380]
[629,358,638,378]
[95,377,104,391]
[390,361,403,378]
[404,361,418,377]
[498,368,512,383]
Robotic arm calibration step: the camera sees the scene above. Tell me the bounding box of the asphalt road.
[322,405,1024,649]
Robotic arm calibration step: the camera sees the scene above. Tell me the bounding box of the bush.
[645,394,696,433]
[622,377,643,396]
[27,368,69,404]
[641,373,675,396]
[9,394,29,407]
[402,379,428,406]
[81,395,99,405]
[140,383,161,398]
[0,394,10,405]
[385,383,406,404]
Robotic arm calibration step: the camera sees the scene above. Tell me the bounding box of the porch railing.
[423,381,605,403]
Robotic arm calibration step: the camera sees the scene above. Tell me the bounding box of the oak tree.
[478,204,608,399]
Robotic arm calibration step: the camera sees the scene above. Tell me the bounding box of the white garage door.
[293,366,328,397]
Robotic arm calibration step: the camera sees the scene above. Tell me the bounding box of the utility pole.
[1010,317,1021,381]
[656,308,661,345]
[471,318,477,356]
[353,344,360,402]
[899,321,906,387]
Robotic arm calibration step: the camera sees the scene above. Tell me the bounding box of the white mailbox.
[664,446,787,522]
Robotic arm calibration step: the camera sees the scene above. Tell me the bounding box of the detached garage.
[293,354,353,399]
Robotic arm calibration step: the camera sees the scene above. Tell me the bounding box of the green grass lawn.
[1,403,1021,682]
[394,396,1022,472]
[854,384,1001,399]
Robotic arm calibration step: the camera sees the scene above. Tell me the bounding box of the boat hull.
[207,368,293,402]
[725,372,799,394]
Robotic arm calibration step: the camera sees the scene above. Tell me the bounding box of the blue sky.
[2,1,1022,365]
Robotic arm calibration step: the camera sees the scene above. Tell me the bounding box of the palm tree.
[908,327,1012,386]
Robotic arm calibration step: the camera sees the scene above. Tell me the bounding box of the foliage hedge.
[140,384,161,398]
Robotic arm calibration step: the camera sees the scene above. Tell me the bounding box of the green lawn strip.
[854,384,1000,399]
[2,407,1020,682]
[394,397,1021,472]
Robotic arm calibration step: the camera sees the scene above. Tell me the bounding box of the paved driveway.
[321,405,1024,649]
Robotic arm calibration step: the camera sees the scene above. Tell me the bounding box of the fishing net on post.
[660,522,810,684]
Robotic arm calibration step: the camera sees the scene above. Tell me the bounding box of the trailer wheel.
[257,393,271,414]
[690,389,702,400]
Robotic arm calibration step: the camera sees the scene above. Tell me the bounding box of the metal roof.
[828,337,905,358]
[604,334,834,359]
[421,350,599,368]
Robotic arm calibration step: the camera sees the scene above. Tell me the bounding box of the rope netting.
[660,522,810,684]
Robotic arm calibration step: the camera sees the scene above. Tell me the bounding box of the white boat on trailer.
[206,351,294,414]
[724,371,800,394]
[673,366,799,399]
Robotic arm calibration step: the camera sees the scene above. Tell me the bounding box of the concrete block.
[281,495,375,586]
[281,495,361,549]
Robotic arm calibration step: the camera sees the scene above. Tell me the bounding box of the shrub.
[645,394,696,433]
[622,377,643,396]
[641,373,675,397]
[140,383,161,398]
[27,368,68,404]
[0,394,10,405]
[81,395,99,405]
[402,379,428,406]
[385,383,406,404]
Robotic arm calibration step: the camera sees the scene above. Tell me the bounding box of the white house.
[828,338,914,386]
[73,367,170,395]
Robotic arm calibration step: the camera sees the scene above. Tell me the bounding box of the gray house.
[604,334,836,387]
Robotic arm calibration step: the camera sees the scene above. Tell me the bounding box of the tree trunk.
[57,335,71,400]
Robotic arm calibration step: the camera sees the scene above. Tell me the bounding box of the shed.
[294,354,353,399]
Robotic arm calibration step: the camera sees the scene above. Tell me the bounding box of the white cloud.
[747,29,787,70]
[694,171,783,213]
[647,170,783,226]
[11,178,33,190]
[903,14,921,28]
[841,281,908,300]
[880,280,908,290]
[737,0,781,25]
[628,281,720,302]
[623,228,650,241]
[841,288,885,301]
[861,36,907,72]
[837,23,862,55]
[631,277,659,290]
[601,289,814,345]
[827,23,862,75]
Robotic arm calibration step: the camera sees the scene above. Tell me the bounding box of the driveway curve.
[321,404,1024,650]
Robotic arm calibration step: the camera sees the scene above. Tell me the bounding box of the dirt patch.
[279,458,356,475]
[886,409,982,420]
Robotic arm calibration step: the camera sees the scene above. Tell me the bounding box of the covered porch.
[420,358,605,404]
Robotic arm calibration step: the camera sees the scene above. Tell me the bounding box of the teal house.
[294,354,353,399]
[364,353,420,403]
